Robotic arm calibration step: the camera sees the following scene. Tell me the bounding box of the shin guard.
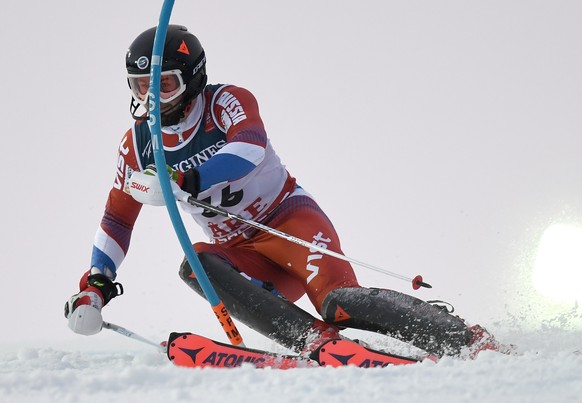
[321,287,472,356]
[180,253,318,352]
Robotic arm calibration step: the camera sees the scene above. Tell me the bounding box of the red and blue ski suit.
[91,84,359,310]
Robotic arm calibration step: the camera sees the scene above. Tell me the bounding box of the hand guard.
[129,164,199,206]
[66,304,103,336]
[64,271,124,336]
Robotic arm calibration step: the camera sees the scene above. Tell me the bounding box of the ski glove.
[129,164,200,206]
[144,164,200,198]
[64,270,123,336]
[178,168,200,198]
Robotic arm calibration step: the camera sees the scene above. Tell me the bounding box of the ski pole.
[103,321,166,352]
[148,0,244,346]
[172,189,431,290]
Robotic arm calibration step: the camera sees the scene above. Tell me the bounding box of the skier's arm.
[90,130,143,279]
[90,186,142,278]
[195,86,268,191]
[65,130,142,335]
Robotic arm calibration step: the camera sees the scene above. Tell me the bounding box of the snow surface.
[2,324,581,403]
[2,0,582,402]
[1,339,581,403]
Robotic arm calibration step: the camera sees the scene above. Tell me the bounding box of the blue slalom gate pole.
[148,0,243,345]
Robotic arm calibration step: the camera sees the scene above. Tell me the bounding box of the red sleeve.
[107,128,143,226]
[212,85,267,146]
[91,129,143,273]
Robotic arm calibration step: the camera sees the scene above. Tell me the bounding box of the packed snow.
[0,333,580,403]
[2,311,581,402]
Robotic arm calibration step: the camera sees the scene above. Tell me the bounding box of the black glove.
[179,168,200,198]
[64,270,124,336]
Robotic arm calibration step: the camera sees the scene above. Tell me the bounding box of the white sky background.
[0,0,581,351]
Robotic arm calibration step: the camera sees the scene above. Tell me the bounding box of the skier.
[64,25,505,360]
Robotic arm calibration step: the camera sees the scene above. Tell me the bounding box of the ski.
[166,332,425,369]
[167,332,317,369]
[311,339,423,368]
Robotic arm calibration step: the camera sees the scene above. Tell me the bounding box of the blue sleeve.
[197,153,256,190]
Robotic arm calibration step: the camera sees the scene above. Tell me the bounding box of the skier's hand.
[176,168,200,198]
[64,270,123,336]
[144,164,200,198]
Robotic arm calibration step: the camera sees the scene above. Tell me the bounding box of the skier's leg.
[193,241,307,303]
[179,249,339,352]
[251,194,361,310]
[252,194,480,357]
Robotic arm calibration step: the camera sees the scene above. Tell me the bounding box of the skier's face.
[160,94,185,113]
[128,70,186,105]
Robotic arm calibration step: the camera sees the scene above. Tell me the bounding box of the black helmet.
[126,25,207,126]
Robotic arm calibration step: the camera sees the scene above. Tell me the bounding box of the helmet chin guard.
[129,94,188,127]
